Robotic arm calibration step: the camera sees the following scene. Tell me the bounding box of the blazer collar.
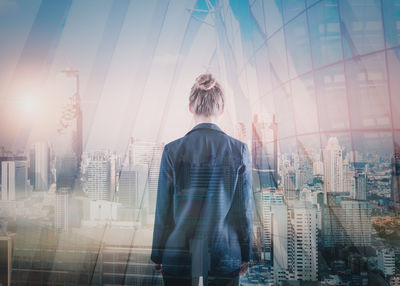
[185,123,225,136]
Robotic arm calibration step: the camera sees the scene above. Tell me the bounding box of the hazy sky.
[0,0,256,153]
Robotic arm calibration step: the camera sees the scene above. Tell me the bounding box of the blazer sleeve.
[151,146,174,264]
[233,143,253,262]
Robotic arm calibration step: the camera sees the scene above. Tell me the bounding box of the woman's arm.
[151,146,174,264]
[234,143,253,263]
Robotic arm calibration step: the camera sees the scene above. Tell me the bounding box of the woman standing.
[151,74,253,286]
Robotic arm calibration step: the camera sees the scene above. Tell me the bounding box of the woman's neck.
[194,115,218,125]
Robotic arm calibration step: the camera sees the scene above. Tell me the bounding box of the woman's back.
[152,123,252,276]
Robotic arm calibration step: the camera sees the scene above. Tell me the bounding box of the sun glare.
[17,93,38,114]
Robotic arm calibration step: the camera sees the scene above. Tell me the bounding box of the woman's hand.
[239,261,250,276]
[153,263,163,273]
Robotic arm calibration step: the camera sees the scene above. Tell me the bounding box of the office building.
[1,162,15,201]
[128,139,163,213]
[283,167,297,200]
[118,164,148,209]
[343,160,356,197]
[288,201,318,282]
[339,200,371,247]
[323,137,343,196]
[377,249,395,277]
[252,114,278,190]
[55,190,70,232]
[355,172,367,201]
[83,151,114,201]
[34,142,50,191]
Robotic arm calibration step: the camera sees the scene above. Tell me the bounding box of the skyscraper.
[343,160,356,197]
[288,201,318,281]
[34,142,50,191]
[14,160,28,199]
[339,200,371,247]
[355,172,367,201]
[128,139,163,213]
[321,193,345,247]
[323,137,343,198]
[283,167,297,200]
[392,149,400,212]
[252,114,278,190]
[83,151,114,201]
[118,164,148,209]
[55,189,70,232]
[1,162,15,201]
[377,249,395,277]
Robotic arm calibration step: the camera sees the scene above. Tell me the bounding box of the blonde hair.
[189,74,224,117]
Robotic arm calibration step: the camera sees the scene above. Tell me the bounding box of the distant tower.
[84,152,113,201]
[283,167,297,200]
[262,189,289,284]
[288,201,318,281]
[129,139,163,213]
[55,189,70,232]
[57,69,82,191]
[391,148,400,212]
[343,160,356,197]
[323,137,343,200]
[339,200,371,246]
[118,164,148,209]
[252,114,278,189]
[355,172,367,201]
[1,162,15,201]
[34,142,49,191]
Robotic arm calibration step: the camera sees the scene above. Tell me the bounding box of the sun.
[17,93,38,114]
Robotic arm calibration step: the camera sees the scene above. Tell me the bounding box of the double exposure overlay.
[0,0,400,285]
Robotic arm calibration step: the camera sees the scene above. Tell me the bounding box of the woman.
[151,74,253,286]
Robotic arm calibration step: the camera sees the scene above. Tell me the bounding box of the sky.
[0,0,254,153]
[2,0,394,156]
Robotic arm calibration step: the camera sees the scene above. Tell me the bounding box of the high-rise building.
[0,235,12,286]
[34,142,50,191]
[262,189,284,257]
[283,167,297,200]
[118,164,148,209]
[377,249,395,277]
[83,151,114,201]
[343,160,356,197]
[323,137,343,197]
[392,149,400,212]
[355,172,367,201]
[55,189,70,232]
[14,160,27,199]
[287,201,318,282]
[252,114,278,190]
[1,162,15,201]
[339,200,371,247]
[1,158,27,201]
[128,139,163,213]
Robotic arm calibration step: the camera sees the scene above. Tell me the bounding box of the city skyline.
[1,0,400,285]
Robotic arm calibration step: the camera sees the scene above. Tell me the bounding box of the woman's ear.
[189,104,193,114]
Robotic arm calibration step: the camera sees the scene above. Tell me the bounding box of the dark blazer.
[151,123,253,277]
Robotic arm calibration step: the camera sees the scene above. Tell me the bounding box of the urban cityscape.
[1,0,400,286]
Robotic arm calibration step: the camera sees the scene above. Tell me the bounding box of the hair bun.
[195,73,216,91]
